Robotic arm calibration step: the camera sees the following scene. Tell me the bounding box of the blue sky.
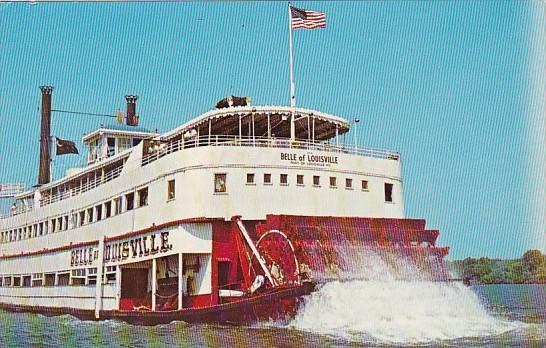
[0,2,544,259]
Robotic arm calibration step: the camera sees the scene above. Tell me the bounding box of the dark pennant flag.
[56,138,79,156]
[290,6,326,30]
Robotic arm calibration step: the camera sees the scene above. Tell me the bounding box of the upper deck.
[2,105,400,220]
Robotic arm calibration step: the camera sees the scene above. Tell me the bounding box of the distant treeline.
[448,250,546,284]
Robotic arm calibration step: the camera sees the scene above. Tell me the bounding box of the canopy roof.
[163,105,350,141]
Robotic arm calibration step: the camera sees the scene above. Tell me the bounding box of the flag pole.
[50,136,55,182]
[288,2,296,141]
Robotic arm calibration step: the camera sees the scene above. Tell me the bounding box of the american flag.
[290,6,326,30]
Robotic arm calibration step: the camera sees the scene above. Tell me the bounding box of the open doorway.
[218,260,231,290]
[156,255,179,311]
[120,262,150,310]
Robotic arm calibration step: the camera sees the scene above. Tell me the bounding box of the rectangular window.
[105,266,117,284]
[126,192,135,211]
[264,173,272,185]
[44,273,55,286]
[346,178,353,189]
[214,174,227,193]
[57,273,70,286]
[79,211,86,226]
[71,277,85,286]
[313,175,320,187]
[23,275,31,287]
[58,217,63,231]
[87,207,94,223]
[105,201,112,218]
[362,180,369,191]
[107,137,116,157]
[138,187,148,207]
[32,273,43,287]
[96,205,103,221]
[246,173,255,185]
[114,197,122,215]
[167,179,176,200]
[280,174,288,185]
[87,268,97,286]
[117,136,131,153]
[385,183,393,202]
[4,277,12,287]
[329,177,337,187]
[13,276,21,287]
[297,174,304,185]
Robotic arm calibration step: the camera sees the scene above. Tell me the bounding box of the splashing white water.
[289,252,527,343]
[290,280,524,343]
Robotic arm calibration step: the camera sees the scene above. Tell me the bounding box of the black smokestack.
[38,85,54,185]
[125,95,138,126]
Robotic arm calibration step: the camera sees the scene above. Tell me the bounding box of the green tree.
[522,250,544,273]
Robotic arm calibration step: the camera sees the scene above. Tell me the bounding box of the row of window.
[214,173,393,202]
[1,186,151,244]
[0,266,116,288]
[244,172,370,190]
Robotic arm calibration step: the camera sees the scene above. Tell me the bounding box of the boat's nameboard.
[280,152,339,167]
[69,231,172,267]
[69,223,212,269]
[104,231,172,264]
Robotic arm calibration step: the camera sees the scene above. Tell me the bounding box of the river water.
[0,282,544,347]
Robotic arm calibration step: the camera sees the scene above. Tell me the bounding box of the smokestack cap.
[40,86,54,94]
[125,95,138,103]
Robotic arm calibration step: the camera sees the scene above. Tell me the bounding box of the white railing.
[142,135,399,166]
[39,165,124,207]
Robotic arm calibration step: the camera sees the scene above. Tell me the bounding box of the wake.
[288,255,526,343]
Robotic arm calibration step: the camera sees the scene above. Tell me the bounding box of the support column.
[238,115,242,141]
[152,258,157,311]
[307,115,310,143]
[116,265,121,309]
[312,117,315,143]
[178,253,183,310]
[335,125,339,149]
[208,119,211,145]
[267,113,271,138]
[252,112,255,146]
[94,237,105,319]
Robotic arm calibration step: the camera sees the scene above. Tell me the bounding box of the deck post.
[238,115,242,141]
[267,113,271,138]
[252,112,255,146]
[152,257,157,311]
[208,119,211,145]
[178,253,183,310]
[115,265,121,309]
[94,236,105,319]
[312,117,315,143]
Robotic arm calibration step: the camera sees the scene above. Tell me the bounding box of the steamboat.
[0,88,449,324]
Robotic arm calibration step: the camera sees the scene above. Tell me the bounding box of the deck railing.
[142,135,399,166]
[4,136,399,219]
[39,165,124,207]
[5,164,124,217]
